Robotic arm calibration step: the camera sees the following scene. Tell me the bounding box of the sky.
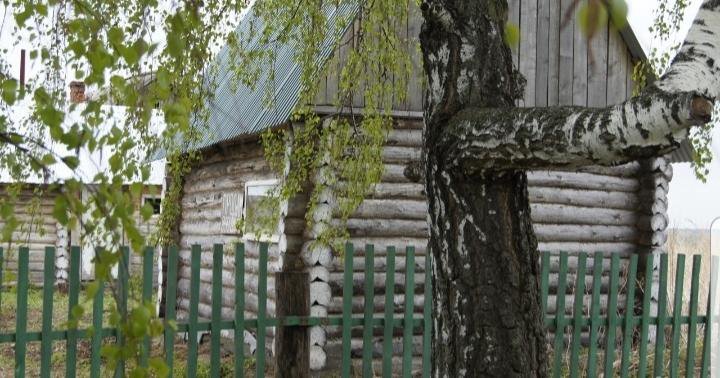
[1,1,718,228]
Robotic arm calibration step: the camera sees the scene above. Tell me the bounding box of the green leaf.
[1,79,18,105]
[149,357,169,377]
[609,0,628,29]
[53,196,69,225]
[62,156,80,169]
[504,23,520,50]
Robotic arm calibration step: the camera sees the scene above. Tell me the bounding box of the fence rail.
[0,244,717,377]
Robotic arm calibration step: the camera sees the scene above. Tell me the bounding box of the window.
[242,179,280,242]
[143,196,162,215]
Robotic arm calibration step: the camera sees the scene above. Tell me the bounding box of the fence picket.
[619,254,638,376]
[116,246,129,378]
[363,244,376,378]
[342,243,354,377]
[211,244,223,378]
[669,254,686,378]
[700,256,718,377]
[66,246,81,378]
[383,246,397,378]
[15,247,29,378]
[141,246,154,368]
[637,253,655,377]
[540,252,550,318]
[40,247,55,378]
[422,247,432,378]
[90,253,105,378]
[551,252,568,378]
[653,253,669,377]
[256,243,268,378]
[586,252,604,377]
[603,253,620,377]
[685,254,701,375]
[569,253,587,377]
[402,246,416,378]
[164,246,179,376]
[235,243,246,378]
[187,245,201,377]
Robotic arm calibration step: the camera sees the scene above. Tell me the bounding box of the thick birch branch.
[442,3,719,171]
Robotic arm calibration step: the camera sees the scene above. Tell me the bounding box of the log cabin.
[0,82,164,287]
[161,0,694,372]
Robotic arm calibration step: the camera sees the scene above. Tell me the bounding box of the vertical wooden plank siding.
[66,246,80,378]
[141,246,154,368]
[547,0,560,105]
[341,243,354,377]
[402,246,416,378]
[382,246,397,377]
[569,253,587,377]
[653,253,669,377]
[572,12,588,106]
[187,245,201,377]
[235,244,246,378]
[551,252,568,378]
[585,253,604,377]
[362,244,375,377]
[606,29,627,104]
[637,253,655,378]
[558,0,574,105]
[619,254,638,376]
[164,246,179,376]
[700,257,719,377]
[256,243,268,378]
[422,248,432,378]
[519,0,537,106]
[603,253,620,377]
[685,254,701,374]
[15,247,29,378]
[40,247,55,378]
[91,259,105,378]
[669,254,686,377]
[116,247,130,378]
[211,244,223,378]
[587,20,609,107]
[535,0,550,106]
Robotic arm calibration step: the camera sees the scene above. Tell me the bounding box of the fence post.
[275,271,310,378]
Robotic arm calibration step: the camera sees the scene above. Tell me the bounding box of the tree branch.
[440,4,719,171]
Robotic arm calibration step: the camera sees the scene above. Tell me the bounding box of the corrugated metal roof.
[669,139,695,163]
[180,2,359,153]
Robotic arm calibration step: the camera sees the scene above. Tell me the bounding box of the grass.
[0,285,264,377]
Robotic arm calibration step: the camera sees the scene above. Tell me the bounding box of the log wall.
[0,186,65,285]
[175,139,284,356]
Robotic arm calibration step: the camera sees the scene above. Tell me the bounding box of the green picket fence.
[0,244,716,377]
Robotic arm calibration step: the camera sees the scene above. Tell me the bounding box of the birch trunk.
[419,0,718,376]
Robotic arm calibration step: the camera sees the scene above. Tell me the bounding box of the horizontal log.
[553,162,642,178]
[528,187,639,210]
[545,293,627,315]
[530,204,642,226]
[537,242,638,255]
[385,129,423,147]
[185,157,269,184]
[527,171,640,192]
[382,146,421,164]
[350,199,427,220]
[544,255,631,274]
[328,293,425,314]
[367,183,425,199]
[341,218,427,238]
[381,164,412,183]
[329,255,427,273]
[328,272,425,296]
[533,224,638,243]
[176,266,276,296]
[177,278,276,314]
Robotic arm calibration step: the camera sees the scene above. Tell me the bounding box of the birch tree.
[419,0,718,375]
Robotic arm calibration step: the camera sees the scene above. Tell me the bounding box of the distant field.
[666,228,719,315]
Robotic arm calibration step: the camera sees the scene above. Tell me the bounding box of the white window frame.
[141,194,162,215]
[242,179,281,242]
